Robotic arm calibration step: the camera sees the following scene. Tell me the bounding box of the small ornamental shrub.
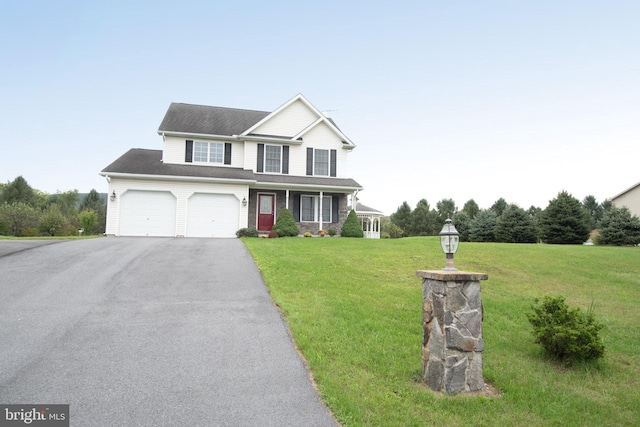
[526,296,605,365]
[78,209,98,236]
[21,227,39,237]
[268,231,279,238]
[387,223,404,239]
[271,208,299,237]
[319,229,326,237]
[327,228,337,237]
[341,210,364,238]
[236,227,259,238]
[304,232,312,237]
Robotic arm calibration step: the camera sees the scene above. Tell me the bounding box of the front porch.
[247,189,350,235]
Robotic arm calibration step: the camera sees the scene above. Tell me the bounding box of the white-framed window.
[193,141,224,163]
[265,145,281,173]
[314,149,329,176]
[300,195,332,222]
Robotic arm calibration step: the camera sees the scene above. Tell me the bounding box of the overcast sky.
[1,0,638,214]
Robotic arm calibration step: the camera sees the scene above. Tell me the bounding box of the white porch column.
[286,189,289,210]
[319,191,324,232]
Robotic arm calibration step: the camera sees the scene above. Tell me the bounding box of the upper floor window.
[306,148,337,177]
[314,149,329,176]
[265,145,281,173]
[185,140,232,165]
[194,141,223,163]
[257,144,289,174]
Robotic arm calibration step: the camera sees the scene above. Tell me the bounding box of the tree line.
[386,191,640,246]
[0,176,106,237]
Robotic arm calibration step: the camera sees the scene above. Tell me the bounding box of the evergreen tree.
[494,205,538,243]
[452,211,471,242]
[468,210,498,242]
[539,191,590,244]
[390,201,412,237]
[409,199,436,236]
[0,176,37,207]
[462,199,480,219]
[490,198,508,217]
[341,209,364,237]
[582,195,603,230]
[436,198,456,223]
[597,206,640,246]
[271,208,299,237]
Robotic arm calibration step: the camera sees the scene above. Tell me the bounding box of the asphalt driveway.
[0,238,337,426]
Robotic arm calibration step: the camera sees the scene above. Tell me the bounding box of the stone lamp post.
[416,219,488,394]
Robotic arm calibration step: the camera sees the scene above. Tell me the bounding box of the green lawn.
[243,237,639,427]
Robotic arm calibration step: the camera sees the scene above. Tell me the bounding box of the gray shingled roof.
[255,172,362,189]
[158,103,270,136]
[101,149,255,181]
[101,149,362,190]
[356,203,384,214]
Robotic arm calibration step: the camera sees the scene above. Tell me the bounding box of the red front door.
[258,194,275,231]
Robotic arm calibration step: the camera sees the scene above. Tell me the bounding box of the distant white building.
[610,181,640,218]
[354,202,384,239]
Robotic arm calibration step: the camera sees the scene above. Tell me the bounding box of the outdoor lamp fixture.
[439,218,460,271]
[110,190,116,201]
[242,197,247,207]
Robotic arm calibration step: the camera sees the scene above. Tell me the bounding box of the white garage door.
[119,190,176,237]
[187,193,239,238]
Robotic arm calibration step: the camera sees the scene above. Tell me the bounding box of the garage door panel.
[187,193,239,238]
[120,191,176,237]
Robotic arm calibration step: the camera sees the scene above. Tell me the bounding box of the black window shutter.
[332,196,339,223]
[330,149,337,177]
[185,140,193,163]
[306,148,313,175]
[224,143,232,165]
[257,144,264,172]
[293,194,301,221]
[282,145,289,174]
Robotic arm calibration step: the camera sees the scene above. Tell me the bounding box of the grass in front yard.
[244,237,639,426]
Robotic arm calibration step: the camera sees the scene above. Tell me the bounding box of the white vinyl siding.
[300,195,331,222]
[251,99,318,137]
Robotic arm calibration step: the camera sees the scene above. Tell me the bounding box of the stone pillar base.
[416,270,488,394]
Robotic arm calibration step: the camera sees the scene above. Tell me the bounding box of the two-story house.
[100,94,364,237]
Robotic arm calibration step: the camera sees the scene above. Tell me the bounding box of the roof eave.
[158,130,237,141]
[159,130,304,145]
[100,171,257,186]
[610,181,640,201]
[251,181,363,192]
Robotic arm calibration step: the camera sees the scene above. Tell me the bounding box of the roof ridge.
[171,102,270,114]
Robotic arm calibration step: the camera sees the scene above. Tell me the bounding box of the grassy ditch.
[243,237,639,426]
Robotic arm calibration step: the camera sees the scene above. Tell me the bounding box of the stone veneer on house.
[416,270,488,394]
